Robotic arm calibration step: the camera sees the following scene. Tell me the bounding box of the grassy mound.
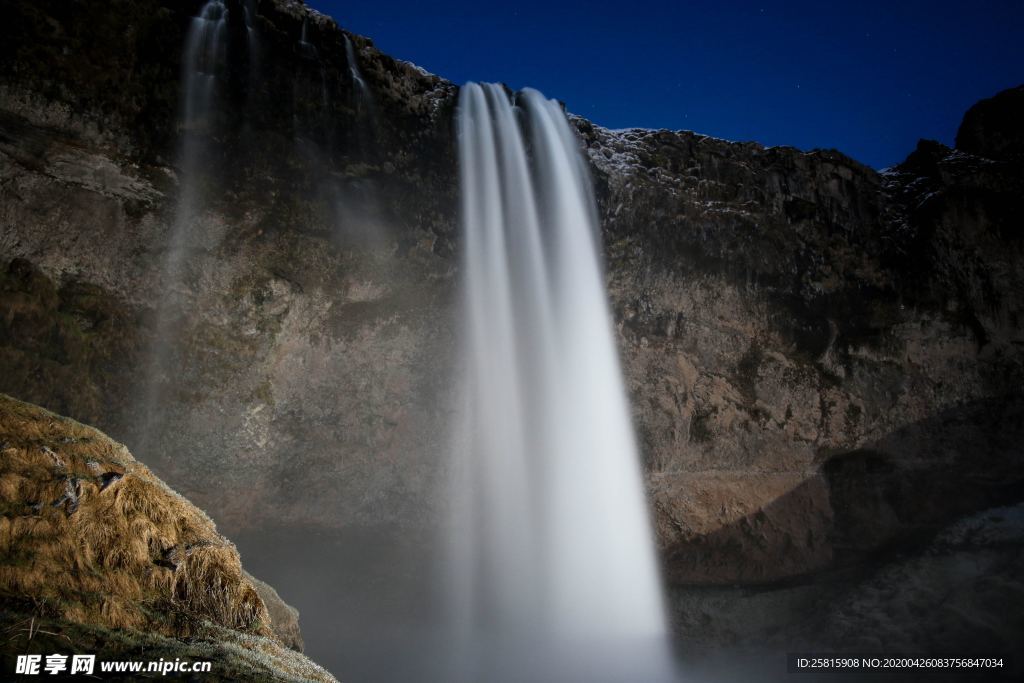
[0,394,336,682]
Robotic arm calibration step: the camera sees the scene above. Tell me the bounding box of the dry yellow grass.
[0,393,272,639]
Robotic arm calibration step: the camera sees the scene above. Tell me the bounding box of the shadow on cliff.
[664,393,1024,584]
[664,392,1024,585]
[663,393,1024,678]
[821,393,1024,562]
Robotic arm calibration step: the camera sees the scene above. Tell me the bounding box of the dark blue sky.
[306,0,1023,168]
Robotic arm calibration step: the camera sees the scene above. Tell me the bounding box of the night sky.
[304,0,1023,169]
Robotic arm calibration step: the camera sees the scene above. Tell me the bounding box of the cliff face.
[0,0,1021,650]
[1,0,459,531]
[581,122,1024,584]
[0,394,333,681]
[577,119,1023,660]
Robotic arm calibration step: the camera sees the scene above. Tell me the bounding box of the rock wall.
[1,0,460,531]
[579,122,1024,584]
[0,0,1021,639]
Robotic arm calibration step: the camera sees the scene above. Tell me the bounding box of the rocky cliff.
[582,118,1024,584]
[0,393,332,681]
[1,0,1021,662]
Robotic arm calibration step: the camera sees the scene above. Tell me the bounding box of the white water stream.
[449,82,677,682]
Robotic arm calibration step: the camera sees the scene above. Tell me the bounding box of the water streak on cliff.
[298,17,328,108]
[136,0,253,452]
[344,34,378,135]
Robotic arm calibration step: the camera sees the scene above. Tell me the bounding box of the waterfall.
[176,0,227,243]
[332,34,381,248]
[242,0,259,75]
[136,0,252,452]
[344,35,367,93]
[182,2,226,128]
[172,0,256,259]
[296,17,329,120]
[344,35,374,117]
[449,82,676,682]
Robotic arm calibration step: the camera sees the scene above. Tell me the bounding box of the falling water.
[332,33,382,247]
[176,0,227,244]
[344,35,367,91]
[298,16,315,60]
[296,17,329,120]
[241,0,258,74]
[344,35,374,116]
[136,0,249,451]
[171,0,256,259]
[450,82,677,682]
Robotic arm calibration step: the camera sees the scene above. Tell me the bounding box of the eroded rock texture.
[1,0,1021,657]
[579,121,1024,586]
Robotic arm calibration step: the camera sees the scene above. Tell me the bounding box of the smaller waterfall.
[300,16,308,43]
[299,16,313,55]
[344,35,367,91]
[136,0,254,453]
[296,17,329,113]
[242,0,257,38]
[242,0,259,74]
[171,0,261,271]
[329,33,382,248]
[181,0,227,139]
[344,35,374,117]
[448,83,677,682]
[157,0,231,326]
